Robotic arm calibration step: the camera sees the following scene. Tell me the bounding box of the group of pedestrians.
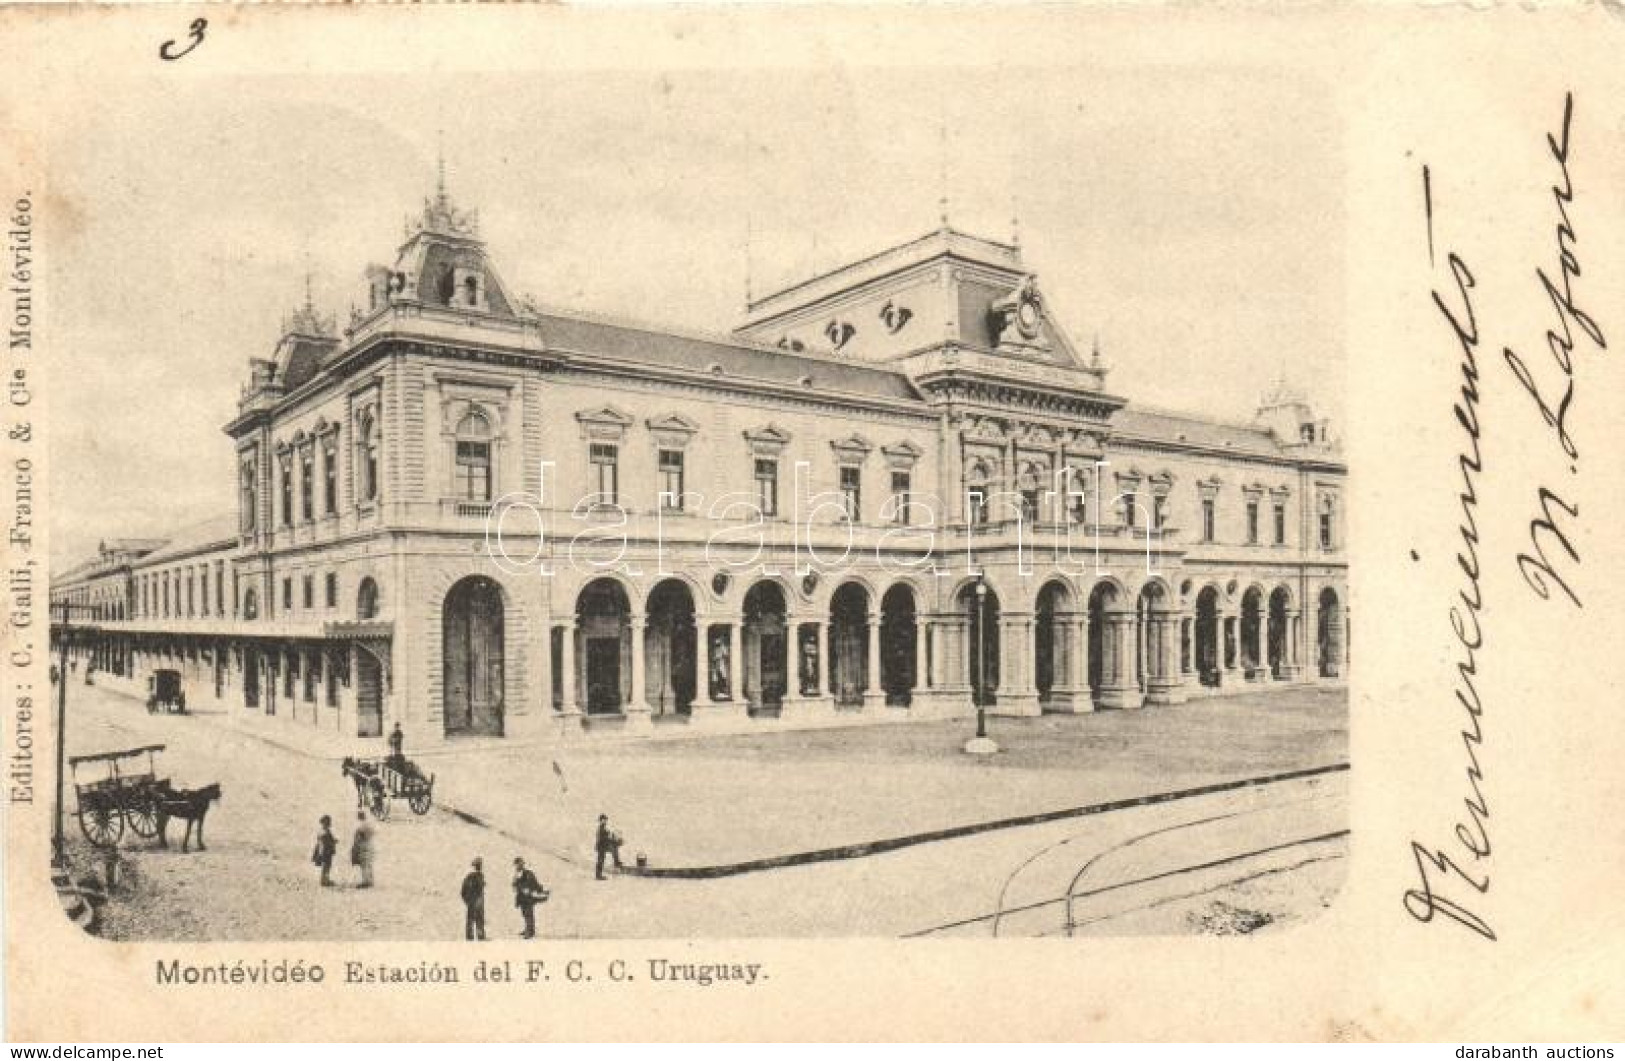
[309,725,633,939]
[310,811,374,888]
[458,857,549,940]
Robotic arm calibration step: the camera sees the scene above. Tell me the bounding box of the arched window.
[1017,462,1043,522]
[357,411,380,503]
[321,433,338,516]
[454,409,493,502]
[1318,495,1336,550]
[243,587,259,621]
[357,577,380,620]
[240,458,257,533]
[299,444,315,522]
[966,460,993,526]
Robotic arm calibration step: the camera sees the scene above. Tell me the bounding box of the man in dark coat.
[512,857,547,939]
[595,814,624,881]
[312,815,337,887]
[460,858,486,941]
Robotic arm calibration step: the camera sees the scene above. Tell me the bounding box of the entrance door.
[442,577,505,736]
[586,639,622,714]
[758,633,786,707]
[356,650,383,738]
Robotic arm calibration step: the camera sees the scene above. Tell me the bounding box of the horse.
[156,782,222,853]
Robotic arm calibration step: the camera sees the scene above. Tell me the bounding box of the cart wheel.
[369,782,390,821]
[408,792,432,816]
[125,796,161,839]
[79,804,124,848]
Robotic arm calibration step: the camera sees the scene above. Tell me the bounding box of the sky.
[45,56,1343,565]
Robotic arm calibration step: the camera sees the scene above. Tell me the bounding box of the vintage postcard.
[1,3,1621,1044]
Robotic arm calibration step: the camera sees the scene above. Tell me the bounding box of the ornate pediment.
[829,434,874,464]
[743,424,792,455]
[647,413,700,449]
[575,405,633,441]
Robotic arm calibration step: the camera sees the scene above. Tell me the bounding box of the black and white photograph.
[3,4,1621,1047]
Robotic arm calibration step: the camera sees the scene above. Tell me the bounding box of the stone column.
[1145,614,1186,706]
[864,611,886,710]
[1096,613,1140,709]
[729,621,745,707]
[1278,609,1303,681]
[691,623,715,710]
[557,621,580,722]
[823,620,837,699]
[1045,611,1088,713]
[995,612,1041,716]
[624,613,653,731]
[1261,610,1275,681]
[914,618,930,698]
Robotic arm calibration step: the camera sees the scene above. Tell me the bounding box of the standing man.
[311,815,338,887]
[595,814,624,881]
[350,810,375,889]
[387,723,405,766]
[460,858,486,941]
[512,857,548,939]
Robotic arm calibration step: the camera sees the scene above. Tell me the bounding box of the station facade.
[51,181,1348,745]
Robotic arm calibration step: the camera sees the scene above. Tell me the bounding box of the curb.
[623,762,1351,880]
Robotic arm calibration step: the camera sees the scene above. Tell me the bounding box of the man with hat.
[512,857,548,939]
[460,858,487,941]
[595,814,624,881]
[311,815,338,887]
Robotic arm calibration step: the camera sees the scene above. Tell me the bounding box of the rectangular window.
[282,577,293,612]
[302,575,314,610]
[1273,502,1287,545]
[968,488,988,525]
[1123,492,1139,529]
[325,572,338,609]
[216,562,225,615]
[187,575,195,617]
[323,439,338,515]
[840,465,861,521]
[658,449,685,510]
[1202,498,1216,542]
[280,460,293,527]
[589,443,619,506]
[1153,494,1168,531]
[1320,511,1334,550]
[1246,500,1260,544]
[200,569,209,617]
[755,458,779,517]
[456,440,492,502]
[891,470,911,525]
[300,449,314,522]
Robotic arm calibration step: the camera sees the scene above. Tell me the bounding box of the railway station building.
[51,180,1349,746]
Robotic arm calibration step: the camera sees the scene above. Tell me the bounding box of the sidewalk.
[435,685,1348,870]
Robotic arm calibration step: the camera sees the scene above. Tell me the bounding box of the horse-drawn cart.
[146,669,187,714]
[70,744,168,848]
[341,756,435,820]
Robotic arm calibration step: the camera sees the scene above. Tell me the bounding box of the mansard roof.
[528,308,923,404]
[1112,406,1302,459]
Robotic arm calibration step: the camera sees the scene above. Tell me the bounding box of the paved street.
[60,681,1346,940]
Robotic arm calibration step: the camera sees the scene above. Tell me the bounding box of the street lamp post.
[963,575,997,756]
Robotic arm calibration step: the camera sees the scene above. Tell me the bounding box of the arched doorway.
[958,581,1000,707]
[880,584,918,706]
[743,581,788,712]
[1196,586,1222,686]
[443,576,504,736]
[1240,586,1264,679]
[646,579,697,716]
[829,582,871,708]
[1035,580,1077,709]
[577,579,631,715]
[1318,587,1343,677]
[1269,586,1291,678]
[1136,581,1176,702]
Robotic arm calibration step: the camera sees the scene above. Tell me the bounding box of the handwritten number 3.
[160,18,207,62]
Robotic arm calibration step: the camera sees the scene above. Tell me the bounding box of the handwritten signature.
[1405,92,1603,943]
